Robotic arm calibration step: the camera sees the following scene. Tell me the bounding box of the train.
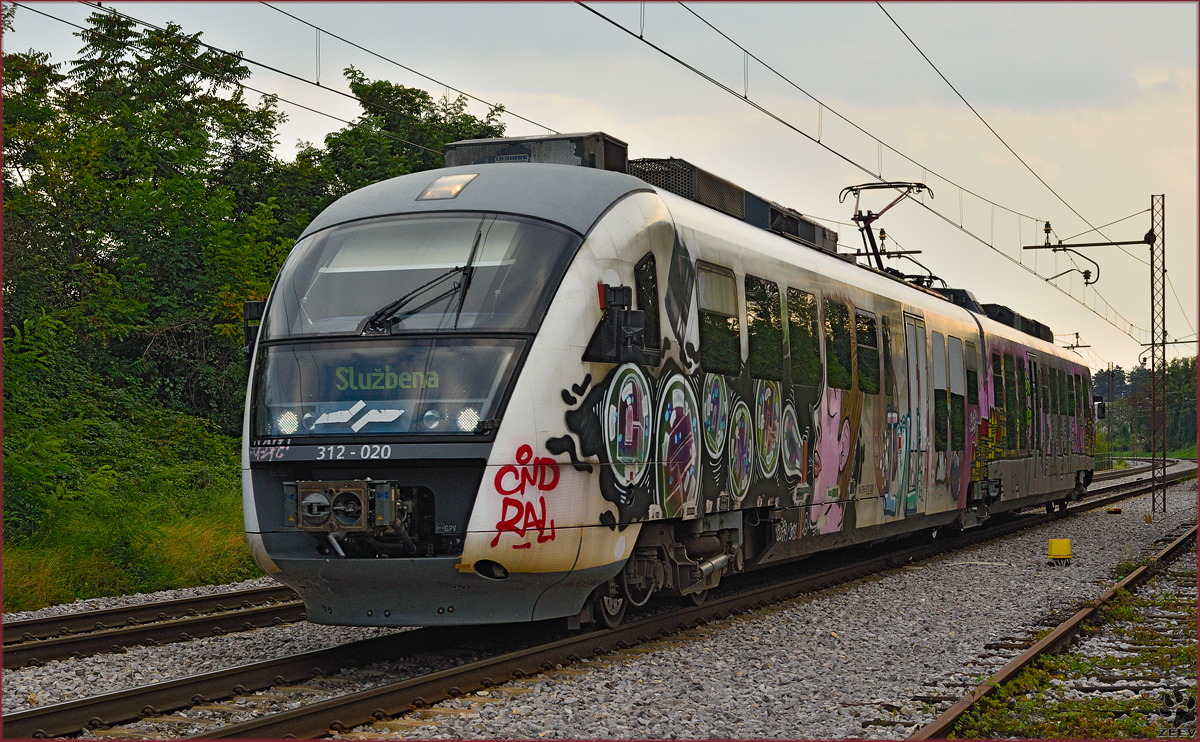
[241,132,1096,629]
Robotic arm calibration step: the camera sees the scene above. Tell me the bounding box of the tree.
[4,10,506,432]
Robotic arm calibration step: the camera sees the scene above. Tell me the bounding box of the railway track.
[1092,462,1155,482]
[8,467,1191,740]
[4,459,1172,672]
[3,586,302,669]
[910,522,1198,739]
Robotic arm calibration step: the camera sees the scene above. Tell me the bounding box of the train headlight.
[277,410,299,435]
[422,409,442,430]
[457,407,480,432]
[416,173,478,201]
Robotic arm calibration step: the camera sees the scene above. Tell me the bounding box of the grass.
[951,560,1197,739]
[3,315,260,612]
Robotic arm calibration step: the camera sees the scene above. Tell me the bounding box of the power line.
[876,3,1105,239]
[878,3,1176,287]
[77,2,478,146]
[1167,273,1197,337]
[677,2,1044,226]
[673,3,1149,342]
[878,4,1196,342]
[582,2,1149,344]
[17,3,444,158]
[1060,209,1150,246]
[259,2,559,135]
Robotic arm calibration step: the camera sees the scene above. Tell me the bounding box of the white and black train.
[242,132,1096,628]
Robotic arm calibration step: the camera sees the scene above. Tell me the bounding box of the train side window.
[1049,368,1059,416]
[856,311,880,394]
[881,316,896,394]
[696,262,740,375]
[965,341,979,406]
[745,275,783,381]
[948,336,965,451]
[1060,364,1070,415]
[932,331,948,452]
[823,299,853,390]
[1041,365,1050,413]
[1069,373,1079,418]
[1003,353,1018,450]
[787,288,822,387]
[1031,360,1041,451]
[992,353,1005,415]
[634,252,660,351]
[1016,359,1027,451]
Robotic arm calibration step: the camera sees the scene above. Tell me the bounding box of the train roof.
[298,163,651,240]
[298,162,1087,371]
[655,188,1085,369]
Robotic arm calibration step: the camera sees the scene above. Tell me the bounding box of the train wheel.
[681,589,708,607]
[1045,502,1056,514]
[619,567,654,608]
[592,579,626,629]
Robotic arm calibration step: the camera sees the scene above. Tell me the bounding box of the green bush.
[3,315,258,612]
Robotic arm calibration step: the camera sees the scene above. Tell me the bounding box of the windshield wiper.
[452,224,486,329]
[359,264,466,334]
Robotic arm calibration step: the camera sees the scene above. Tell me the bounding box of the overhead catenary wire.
[580,2,1150,345]
[677,1,1050,231]
[669,3,1151,343]
[259,2,559,135]
[878,3,1196,345]
[18,3,444,158]
[76,1,480,146]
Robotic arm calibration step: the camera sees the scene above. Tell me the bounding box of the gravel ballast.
[4,468,1194,739]
[3,576,283,624]
[342,478,1197,740]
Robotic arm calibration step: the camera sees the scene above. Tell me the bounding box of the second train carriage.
[242,134,1095,627]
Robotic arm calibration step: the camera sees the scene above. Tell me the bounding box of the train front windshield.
[252,212,579,438]
[263,213,578,337]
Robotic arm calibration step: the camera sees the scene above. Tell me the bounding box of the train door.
[1057,368,1069,476]
[1027,357,1036,480]
[1032,357,1041,485]
[903,315,928,516]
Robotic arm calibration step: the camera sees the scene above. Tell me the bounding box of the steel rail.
[7,469,1190,739]
[4,585,298,643]
[188,472,1194,739]
[1092,463,1153,482]
[909,523,1199,740]
[2,627,471,739]
[4,601,308,669]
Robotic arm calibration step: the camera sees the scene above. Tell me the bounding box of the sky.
[6,1,1198,372]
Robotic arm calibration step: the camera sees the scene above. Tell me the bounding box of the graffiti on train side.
[877,405,904,517]
[491,444,558,548]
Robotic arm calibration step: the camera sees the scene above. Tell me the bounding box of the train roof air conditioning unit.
[627,158,837,255]
[982,303,1054,343]
[443,132,628,172]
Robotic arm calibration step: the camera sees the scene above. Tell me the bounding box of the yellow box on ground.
[1047,539,1072,559]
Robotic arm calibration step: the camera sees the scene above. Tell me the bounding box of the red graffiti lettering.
[491,498,526,547]
[492,447,561,498]
[495,465,522,495]
[538,458,560,490]
[491,445,561,548]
